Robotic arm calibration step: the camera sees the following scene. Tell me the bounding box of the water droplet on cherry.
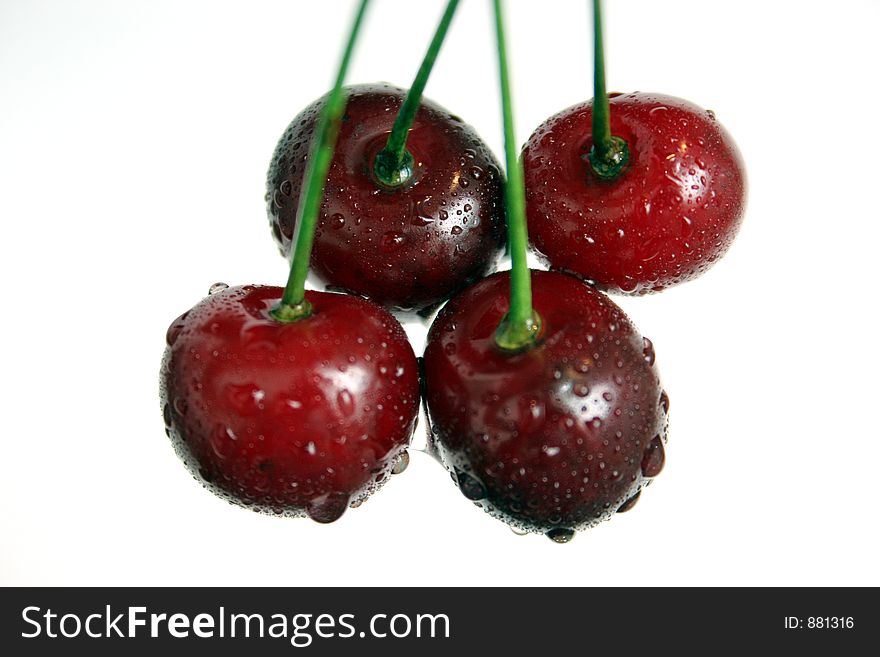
[336,389,355,416]
[455,468,487,500]
[546,528,575,543]
[641,436,665,477]
[392,450,410,475]
[643,337,656,365]
[616,490,641,513]
[306,492,350,524]
[659,390,670,415]
[208,282,229,295]
[380,231,406,252]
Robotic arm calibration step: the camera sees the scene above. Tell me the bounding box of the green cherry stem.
[492,0,540,353]
[587,0,629,179]
[271,0,371,323]
[372,0,460,188]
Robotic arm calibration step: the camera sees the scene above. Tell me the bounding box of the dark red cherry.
[523,93,746,294]
[160,284,420,522]
[423,270,669,539]
[267,83,506,311]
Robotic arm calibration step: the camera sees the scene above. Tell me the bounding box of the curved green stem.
[587,0,629,179]
[373,0,460,188]
[271,0,371,323]
[492,0,540,353]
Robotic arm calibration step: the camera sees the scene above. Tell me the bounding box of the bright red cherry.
[523,92,746,294]
[423,270,669,541]
[160,284,420,522]
[267,83,506,312]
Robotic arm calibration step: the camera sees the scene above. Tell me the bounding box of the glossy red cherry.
[267,83,506,312]
[423,270,669,540]
[160,284,420,522]
[523,92,746,294]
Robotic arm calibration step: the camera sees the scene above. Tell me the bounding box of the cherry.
[267,83,505,311]
[160,284,420,522]
[418,3,667,541]
[522,0,746,295]
[423,270,669,539]
[523,93,746,294]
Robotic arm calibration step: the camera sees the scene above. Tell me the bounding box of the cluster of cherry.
[160,0,745,542]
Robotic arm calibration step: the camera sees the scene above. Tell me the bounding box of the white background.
[2,0,878,586]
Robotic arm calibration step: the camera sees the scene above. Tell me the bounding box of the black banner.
[0,587,873,654]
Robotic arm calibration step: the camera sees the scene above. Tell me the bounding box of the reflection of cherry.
[523,92,746,294]
[161,285,420,522]
[423,270,669,541]
[267,83,505,311]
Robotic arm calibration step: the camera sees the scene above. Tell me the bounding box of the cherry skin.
[523,92,746,295]
[267,83,506,312]
[423,270,669,541]
[160,284,420,522]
